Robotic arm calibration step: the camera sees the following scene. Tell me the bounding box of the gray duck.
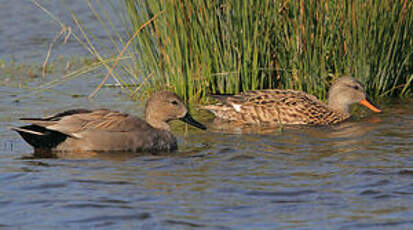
[13,91,206,153]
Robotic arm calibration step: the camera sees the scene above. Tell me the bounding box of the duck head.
[328,76,381,114]
[145,91,206,131]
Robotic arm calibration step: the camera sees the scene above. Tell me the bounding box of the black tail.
[13,125,68,149]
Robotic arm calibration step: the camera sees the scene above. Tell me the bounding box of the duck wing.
[205,90,342,125]
[206,90,323,111]
[20,109,151,137]
[240,89,321,104]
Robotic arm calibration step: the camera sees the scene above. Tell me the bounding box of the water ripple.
[71,179,131,185]
[163,219,205,228]
[246,189,316,197]
[66,213,151,224]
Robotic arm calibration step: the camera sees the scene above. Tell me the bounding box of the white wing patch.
[72,133,83,138]
[11,127,45,136]
[231,103,242,112]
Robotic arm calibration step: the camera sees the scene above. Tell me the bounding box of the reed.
[122,0,412,102]
[35,0,412,102]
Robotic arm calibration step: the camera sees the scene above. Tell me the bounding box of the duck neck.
[327,97,350,114]
[146,116,171,131]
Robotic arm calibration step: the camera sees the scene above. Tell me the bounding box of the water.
[0,0,122,63]
[1,1,413,230]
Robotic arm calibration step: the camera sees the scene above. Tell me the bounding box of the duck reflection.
[20,141,210,161]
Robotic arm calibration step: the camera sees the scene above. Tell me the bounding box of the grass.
[123,0,412,102]
[27,0,139,98]
[32,0,412,103]
[0,56,105,102]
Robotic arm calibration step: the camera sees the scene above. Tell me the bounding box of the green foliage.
[123,0,412,102]
[42,0,411,102]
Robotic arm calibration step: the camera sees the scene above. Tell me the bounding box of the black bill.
[180,113,207,130]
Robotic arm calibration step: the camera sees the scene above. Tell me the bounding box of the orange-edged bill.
[359,99,381,113]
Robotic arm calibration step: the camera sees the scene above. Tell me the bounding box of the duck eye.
[171,100,179,105]
[352,85,360,90]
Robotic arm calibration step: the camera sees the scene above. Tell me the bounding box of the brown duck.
[12,91,206,153]
[202,76,381,125]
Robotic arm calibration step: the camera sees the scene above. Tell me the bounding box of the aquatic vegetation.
[0,56,100,85]
[33,0,412,102]
[122,0,412,102]
[0,60,39,82]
